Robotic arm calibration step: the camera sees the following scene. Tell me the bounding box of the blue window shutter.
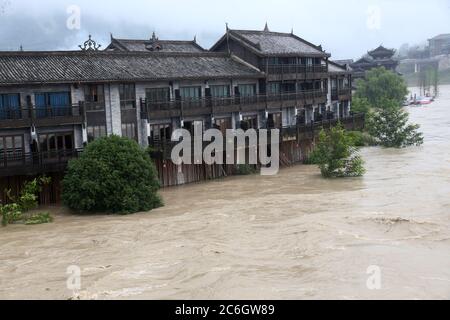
[7,94,20,109]
[49,92,70,116]
[35,93,47,108]
[49,92,69,107]
[35,93,47,118]
[0,95,4,120]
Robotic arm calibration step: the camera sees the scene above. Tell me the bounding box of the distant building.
[428,34,450,57]
[350,45,399,79]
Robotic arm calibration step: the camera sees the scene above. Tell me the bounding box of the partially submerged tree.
[355,67,408,109]
[62,135,163,214]
[311,124,365,178]
[355,67,423,148]
[367,100,424,148]
[1,177,52,227]
[350,96,371,115]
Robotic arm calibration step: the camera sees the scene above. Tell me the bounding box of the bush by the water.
[367,102,424,148]
[1,177,52,227]
[309,124,366,178]
[62,135,163,214]
[235,164,257,175]
[25,212,53,225]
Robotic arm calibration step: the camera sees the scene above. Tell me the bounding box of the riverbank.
[1,86,449,300]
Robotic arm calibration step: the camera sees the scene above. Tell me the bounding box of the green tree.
[1,177,52,227]
[355,67,423,148]
[367,100,424,148]
[62,135,163,214]
[355,67,408,109]
[310,124,365,178]
[350,96,371,114]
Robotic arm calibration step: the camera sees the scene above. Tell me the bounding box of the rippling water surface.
[0,87,449,300]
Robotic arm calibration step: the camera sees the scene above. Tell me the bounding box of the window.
[238,84,256,97]
[87,125,106,142]
[39,132,74,158]
[150,124,172,142]
[210,85,230,98]
[268,57,280,65]
[180,87,201,100]
[214,118,232,135]
[119,84,136,109]
[268,113,282,128]
[35,92,71,117]
[84,85,105,111]
[267,82,281,95]
[0,135,24,164]
[146,88,170,102]
[331,79,337,90]
[121,122,137,141]
[281,82,296,93]
[241,115,258,130]
[0,94,21,120]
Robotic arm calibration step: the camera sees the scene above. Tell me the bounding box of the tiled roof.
[212,28,329,57]
[107,38,205,53]
[368,45,395,58]
[328,60,351,74]
[0,51,263,85]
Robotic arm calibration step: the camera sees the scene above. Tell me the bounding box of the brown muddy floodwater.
[1,87,450,300]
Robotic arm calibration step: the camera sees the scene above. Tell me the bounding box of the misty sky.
[0,0,449,60]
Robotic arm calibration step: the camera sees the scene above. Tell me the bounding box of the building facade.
[351,45,399,79]
[0,27,360,196]
[428,34,450,57]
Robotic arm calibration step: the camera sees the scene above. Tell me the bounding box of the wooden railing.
[281,113,365,137]
[0,105,84,128]
[142,89,328,113]
[148,113,366,158]
[331,88,352,100]
[267,64,328,75]
[0,149,83,176]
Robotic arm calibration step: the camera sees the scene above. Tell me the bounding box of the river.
[0,86,449,300]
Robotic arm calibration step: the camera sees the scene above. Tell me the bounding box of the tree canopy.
[355,67,408,109]
[354,67,423,148]
[310,124,366,178]
[62,136,163,214]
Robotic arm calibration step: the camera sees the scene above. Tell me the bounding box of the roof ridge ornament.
[264,22,269,32]
[79,35,101,51]
[151,31,158,42]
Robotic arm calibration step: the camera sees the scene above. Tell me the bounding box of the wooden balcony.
[331,88,352,101]
[149,113,366,159]
[281,113,366,142]
[266,64,328,81]
[0,149,83,177]
[0,105,84,129]
[142,89,328,120]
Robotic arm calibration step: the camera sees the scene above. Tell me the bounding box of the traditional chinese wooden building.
[0,27,364,203]
[351,45,399,79]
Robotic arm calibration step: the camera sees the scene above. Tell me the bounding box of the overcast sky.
[1,0,449,59]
